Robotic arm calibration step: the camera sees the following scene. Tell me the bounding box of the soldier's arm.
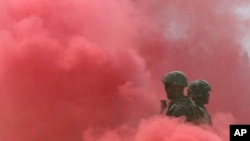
[160,99,167,114]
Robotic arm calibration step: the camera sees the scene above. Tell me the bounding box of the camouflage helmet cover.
[162,71,188,87]
[187,80,211,97]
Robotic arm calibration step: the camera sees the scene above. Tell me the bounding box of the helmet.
[187,80,211,97]
[162,71,188,87]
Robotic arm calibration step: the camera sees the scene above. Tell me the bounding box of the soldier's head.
[162,71,188,100]
[187,80,211,106]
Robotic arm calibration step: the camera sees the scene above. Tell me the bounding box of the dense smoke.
[0,0,249,141]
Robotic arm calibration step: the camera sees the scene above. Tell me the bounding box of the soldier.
[161,71,203,123]
[187,80,212,125]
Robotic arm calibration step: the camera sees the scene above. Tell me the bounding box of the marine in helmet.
[161,71,203,123]
[187,80,212,125]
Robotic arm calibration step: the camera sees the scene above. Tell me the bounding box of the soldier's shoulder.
[167,97,193,116]
[173,96,193,105]
[198,106,212,125]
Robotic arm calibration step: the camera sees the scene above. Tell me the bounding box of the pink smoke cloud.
[0,0,249,141]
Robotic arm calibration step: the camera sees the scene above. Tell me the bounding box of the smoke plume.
[0,0,249,141]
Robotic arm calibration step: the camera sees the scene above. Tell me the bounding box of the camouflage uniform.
[166,96,204,122]
[198,106,212,125]
[161,71,204,123]
[188,80,212,125]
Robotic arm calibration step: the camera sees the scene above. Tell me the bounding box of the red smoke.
[0,0,249,141]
